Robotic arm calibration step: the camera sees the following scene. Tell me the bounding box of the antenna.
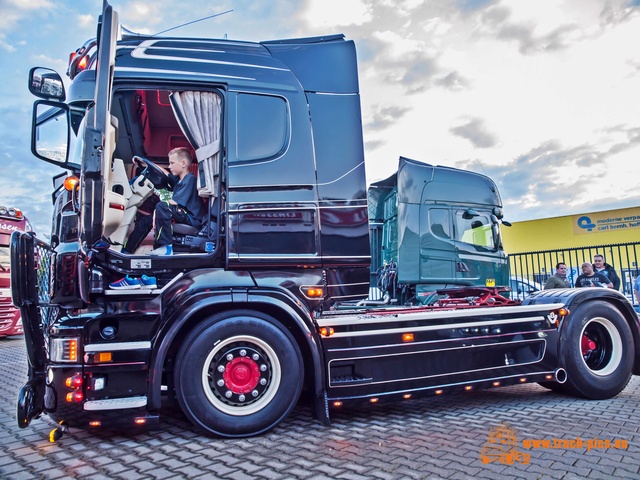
[152,10,233,36]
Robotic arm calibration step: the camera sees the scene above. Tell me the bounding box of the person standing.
[592,254,620,290]
[575,262,613,288]
[544,262,571,289]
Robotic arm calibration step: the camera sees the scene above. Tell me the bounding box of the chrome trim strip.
[84,341,151,352]
[84,396,148,411]
[329,371,557,397]
[328,316,546,338]
[328,329,548,352]
[116,66,254,82]
[130,39,288,71]
[227,254,370,260]
[316,303,561,327]
[328,339,546,387]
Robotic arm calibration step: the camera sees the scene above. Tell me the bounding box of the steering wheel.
[133,156,174,190]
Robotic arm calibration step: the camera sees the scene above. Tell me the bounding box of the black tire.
[174,310,303,437]
[561,301,634,400]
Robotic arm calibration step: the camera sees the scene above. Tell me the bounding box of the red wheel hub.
[223,356,261,394]
[582,334,597,356]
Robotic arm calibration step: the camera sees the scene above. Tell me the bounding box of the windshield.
[456,210,499,250]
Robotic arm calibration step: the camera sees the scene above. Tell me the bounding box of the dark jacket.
[595,263,620,290]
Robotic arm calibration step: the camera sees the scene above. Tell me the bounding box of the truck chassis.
[12,231,640,438]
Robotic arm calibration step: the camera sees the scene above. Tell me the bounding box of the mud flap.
[314,390,331,426]
[17,377,45,428]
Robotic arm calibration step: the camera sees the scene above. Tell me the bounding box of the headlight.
[50,338,80,362]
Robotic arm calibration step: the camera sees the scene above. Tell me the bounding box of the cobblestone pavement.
[1,336,639,480]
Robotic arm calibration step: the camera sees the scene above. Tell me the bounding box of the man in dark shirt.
[592,254,621,290]
[574,262,613,288]
[149,147,206,255]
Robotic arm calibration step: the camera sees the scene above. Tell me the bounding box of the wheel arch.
[563,295,640,376]
[147,290,325,414]
[525,288,640,375]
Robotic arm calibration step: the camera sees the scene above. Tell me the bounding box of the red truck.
[0,206,31,337]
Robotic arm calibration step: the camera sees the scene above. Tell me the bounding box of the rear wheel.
[561,301,634,399]
[175,311,303,437]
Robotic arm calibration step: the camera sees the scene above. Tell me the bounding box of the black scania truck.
[12,1,640,439]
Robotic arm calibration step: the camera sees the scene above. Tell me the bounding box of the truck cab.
[28,5,370,307]
[368,157,509,303]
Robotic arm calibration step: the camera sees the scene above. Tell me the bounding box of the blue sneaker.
[109,276,141,290]
[149,245,173,256]
[140,275,157,290]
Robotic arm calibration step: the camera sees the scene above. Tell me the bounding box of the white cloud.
[300,0,372,28]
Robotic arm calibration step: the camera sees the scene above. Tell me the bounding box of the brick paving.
[1,336,639,479]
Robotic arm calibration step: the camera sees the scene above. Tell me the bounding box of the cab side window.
[235,93,288,162]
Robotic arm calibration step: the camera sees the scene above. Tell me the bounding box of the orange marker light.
[319,327,334,337]
[63,176,79,191]
[65,373,83,388]
[301,286,324,298]
[66,391,83,403]
[68,339,78,362]
[98,352,112,363]
[402,333,414,342]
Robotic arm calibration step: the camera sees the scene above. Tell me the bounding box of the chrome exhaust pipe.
[554,368,567,384]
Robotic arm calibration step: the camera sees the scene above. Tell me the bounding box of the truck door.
[80,2,119,247]
[225,90,320,268]
[453,208,507,285]
[418,207,455,282]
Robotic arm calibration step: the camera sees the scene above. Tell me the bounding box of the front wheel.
[561,301,634,399]
[175,311,303,437]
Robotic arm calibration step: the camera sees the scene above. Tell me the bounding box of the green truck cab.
[369,157,509,304]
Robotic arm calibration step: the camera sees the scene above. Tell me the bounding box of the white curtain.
[169,91,221,197]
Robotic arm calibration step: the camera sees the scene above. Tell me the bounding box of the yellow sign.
[573,207,640,235]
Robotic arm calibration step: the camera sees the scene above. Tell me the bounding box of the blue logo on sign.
[577,216,596,231]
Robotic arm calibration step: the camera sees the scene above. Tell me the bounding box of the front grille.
[34,239,55,305]
[0,299,18,331]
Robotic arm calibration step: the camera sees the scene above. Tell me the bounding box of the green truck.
[367,156,510,305]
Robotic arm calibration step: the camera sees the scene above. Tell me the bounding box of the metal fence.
[509,242,640,307]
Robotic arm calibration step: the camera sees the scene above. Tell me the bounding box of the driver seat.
[171,196,217,253]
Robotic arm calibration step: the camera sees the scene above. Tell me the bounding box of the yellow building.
[502,206,640,253]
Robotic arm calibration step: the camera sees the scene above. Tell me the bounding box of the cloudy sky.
[1,0,639,236]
